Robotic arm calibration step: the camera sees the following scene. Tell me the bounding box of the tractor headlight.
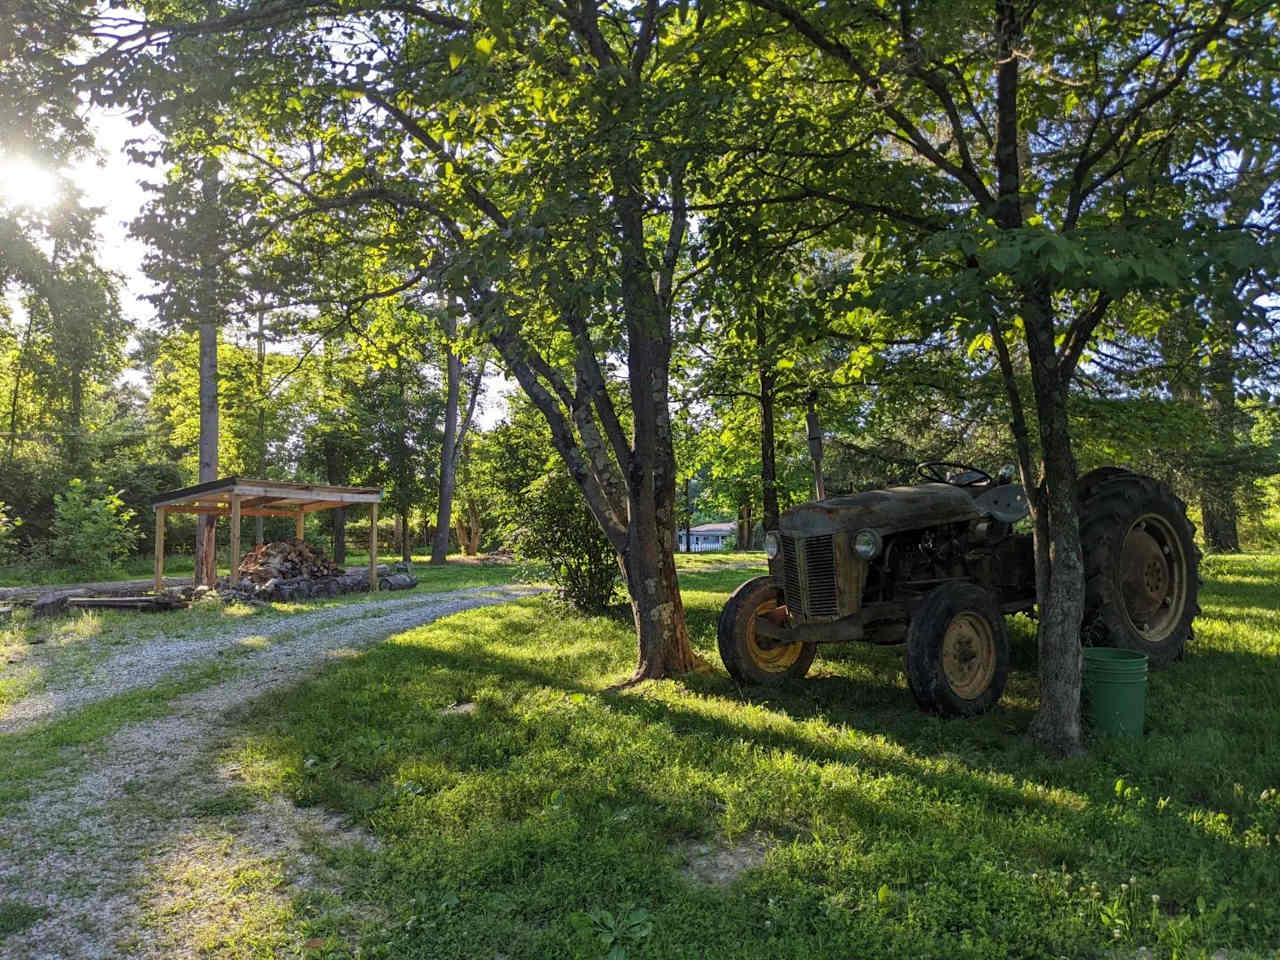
[853,528,882,559]
[764,531,780,559]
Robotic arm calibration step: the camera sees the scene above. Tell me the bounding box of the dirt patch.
[677,836,768,888]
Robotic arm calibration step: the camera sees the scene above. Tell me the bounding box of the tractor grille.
[804,535,838,616]
[780,533,838,619]
[782,534,802,606]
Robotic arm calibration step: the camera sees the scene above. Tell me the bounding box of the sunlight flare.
[0,157,61,210]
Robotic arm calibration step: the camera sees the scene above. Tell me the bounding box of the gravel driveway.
[0,584,544,959]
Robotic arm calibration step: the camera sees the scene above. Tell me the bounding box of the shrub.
[511,469,619,614]
[0,500,20,563]
[50,480,138,574]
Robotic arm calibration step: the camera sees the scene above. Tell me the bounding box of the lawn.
[177,553,1278,959]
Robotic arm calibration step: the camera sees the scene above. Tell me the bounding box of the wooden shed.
[150,477,384,592]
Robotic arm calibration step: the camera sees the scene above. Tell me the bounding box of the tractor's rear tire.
[1077,466,1136,503]
[1080,473,1200,665]
[718,576,816,685]
[905,582,1009,716]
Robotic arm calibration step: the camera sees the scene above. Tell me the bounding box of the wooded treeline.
[4,0,1279,751]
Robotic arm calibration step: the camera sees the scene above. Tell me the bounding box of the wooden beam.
[166,505,302,519]
[295,509,305,541]
[369,502,378,593]
[229,495,241,583]
[301,500,347,513]
[238,495,287,510]
[154,507,166,593]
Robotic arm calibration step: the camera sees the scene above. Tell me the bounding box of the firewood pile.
[199,540,419,604]
[236,540,343,583]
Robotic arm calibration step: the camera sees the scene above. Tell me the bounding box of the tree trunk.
[1202,310,1240,551]
[682,477,692,553]
[255,305,266,546]
[1022,286,1084,756]
[757,310,781,531]
[400,511,412,563]
[622,324,696,680]
[195,318,219,586]
[805,392,825,501]
[6,301,38,459]
[477,141,697,681]
[431,347,460,564]
[325,440,346,564]
[67,360,84,475]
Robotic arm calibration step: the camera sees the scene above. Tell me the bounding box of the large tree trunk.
[1022,287,1084,756]
[805,392,825,501]
[757,311,780,532]
[622,316,696,680]
[195,318,218,585]
[476,101,697,681]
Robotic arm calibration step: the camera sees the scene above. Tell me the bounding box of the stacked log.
[215,562,417,605]
[236,540,343,583]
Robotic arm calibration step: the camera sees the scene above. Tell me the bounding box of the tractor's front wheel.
[905,582,1009,716]
[718,576,816,685]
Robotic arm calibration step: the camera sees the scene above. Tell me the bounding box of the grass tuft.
[0,900,45,936]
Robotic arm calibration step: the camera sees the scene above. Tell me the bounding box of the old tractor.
[717,464,1200,715]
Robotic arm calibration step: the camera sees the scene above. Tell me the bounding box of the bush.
[0,501,20,563]
[511,470,620,614]
[50,480,138,574]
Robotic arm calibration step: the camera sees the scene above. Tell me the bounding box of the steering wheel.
[917,461,993,487]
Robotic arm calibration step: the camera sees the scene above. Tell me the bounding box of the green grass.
[0,900,45,936]
[193,553,1280,960]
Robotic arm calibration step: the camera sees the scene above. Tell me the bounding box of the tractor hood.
[778,483,982,538]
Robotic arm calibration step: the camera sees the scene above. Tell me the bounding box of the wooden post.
[154,507,166,593]
[369,502,378,592]
[295,509,305,542]
[229,495,241,584]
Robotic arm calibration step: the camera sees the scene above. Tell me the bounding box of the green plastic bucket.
[1082,647,1148,738]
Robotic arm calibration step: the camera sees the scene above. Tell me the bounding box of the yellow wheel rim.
[941,611,996,700]
[745,596,802,674]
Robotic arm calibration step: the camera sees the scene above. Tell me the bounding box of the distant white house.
[678,522,735,552]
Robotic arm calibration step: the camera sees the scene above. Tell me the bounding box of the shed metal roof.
[151,476,382,517]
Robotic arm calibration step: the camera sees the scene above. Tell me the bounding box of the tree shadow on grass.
[224,624,1280,959]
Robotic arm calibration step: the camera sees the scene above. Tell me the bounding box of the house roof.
[689,522,735,535]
